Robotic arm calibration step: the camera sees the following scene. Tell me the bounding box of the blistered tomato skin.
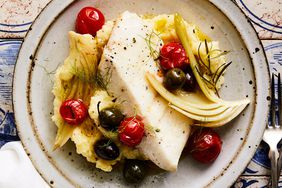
[118,116,145,147]
[160,42,189,71]
[188,128,222,164]
[75,7,105,36]
[59,99,88,125]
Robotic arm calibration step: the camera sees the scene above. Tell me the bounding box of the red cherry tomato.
[159,42,189,71]
[60,99,88,125]
[187,128,222,163]
[118,116,145,147]
[75,7,105,36]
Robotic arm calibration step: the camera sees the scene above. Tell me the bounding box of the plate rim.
[12,0,270,187]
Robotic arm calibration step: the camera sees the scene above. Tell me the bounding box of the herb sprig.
[68,59,112,96]
[144,31,163,61]
[196,39,232,97]
[37,63,59,83]
[95,67,112,93]
[99,139,113,148]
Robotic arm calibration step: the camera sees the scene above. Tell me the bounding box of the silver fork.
[263,73,282,188]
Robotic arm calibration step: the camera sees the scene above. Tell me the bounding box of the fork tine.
[270,73,276,127]
[278,73,281,127]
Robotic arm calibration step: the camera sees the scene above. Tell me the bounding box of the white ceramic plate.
[13,0,270,187]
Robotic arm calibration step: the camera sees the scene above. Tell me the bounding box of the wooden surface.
[0,0,281,187]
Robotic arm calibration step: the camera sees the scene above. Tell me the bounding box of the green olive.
[99,107,124,131]
[123,159,147,184]
[164,68,186,90]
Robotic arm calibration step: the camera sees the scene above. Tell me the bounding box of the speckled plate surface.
[13,0,270,187]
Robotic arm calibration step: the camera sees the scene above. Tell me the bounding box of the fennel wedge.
[146,73,229,114]
[169,104,240,122]
[194,103,250,127]
[150,13,250,125]
[174,13,221,103]
[52,32,101,149]
[146,73,250,124]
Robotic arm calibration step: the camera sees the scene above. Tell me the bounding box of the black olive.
[123,159,147,184]
[183,70,196,91]
[163,68,186,90]
[99,107,124,131]
[94,139,120,160]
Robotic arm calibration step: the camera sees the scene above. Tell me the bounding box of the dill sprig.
[37,63,59,83]
[145,31,162,60]
[100,139,113,148]
[68,58,113,95]
[69,56,112,83]
[195,41,232,97]
[140,30,163,64]
[69,60,96,84]
[94,67,112,94]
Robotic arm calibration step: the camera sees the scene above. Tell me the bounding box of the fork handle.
[269,149,279,188]
[277,149,282,184]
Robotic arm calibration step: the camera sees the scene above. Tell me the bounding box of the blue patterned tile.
[235,0,282,39]
[0,0,281,39]
[0,40,21,145]
[250,141,270,169]
[234,178,260,188]
[0,0,50,38]
[234,176,282,188]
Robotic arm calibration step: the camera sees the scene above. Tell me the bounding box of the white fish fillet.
[98,11,192,171]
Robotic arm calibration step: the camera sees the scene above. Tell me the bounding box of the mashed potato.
[52,21,123,172]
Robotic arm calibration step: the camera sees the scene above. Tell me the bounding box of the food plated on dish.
[51,7,250,183]
[13,0,270,187]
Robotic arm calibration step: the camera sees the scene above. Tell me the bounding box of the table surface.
[0,0,282,187]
